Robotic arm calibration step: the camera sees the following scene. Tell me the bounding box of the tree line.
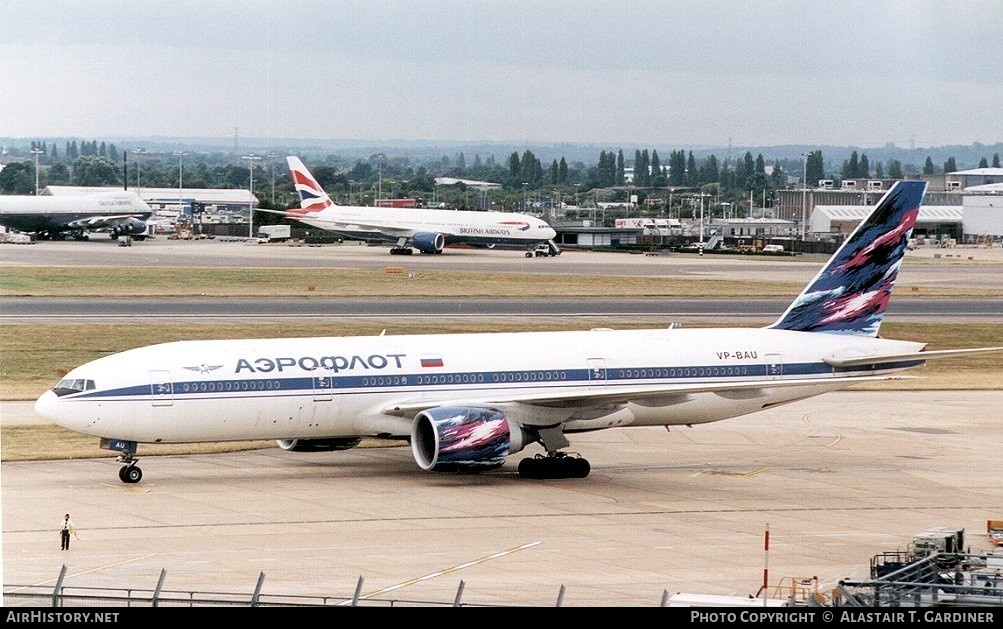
[2,139,1000,213]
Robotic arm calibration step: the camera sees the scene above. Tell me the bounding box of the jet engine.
[111,218,150,237]
[411,406,527,473]
[276,437,363,452]
[412,231,445,254]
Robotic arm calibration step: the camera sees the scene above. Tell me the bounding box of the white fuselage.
[0,191,152,233]
[298,204,556,248]
[36,326,926,445]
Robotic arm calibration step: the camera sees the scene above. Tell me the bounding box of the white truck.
[256,224,291,243]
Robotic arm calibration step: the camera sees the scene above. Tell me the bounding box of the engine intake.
[113,218,150,236]
[412,231,445,254]
[411,406,525,473]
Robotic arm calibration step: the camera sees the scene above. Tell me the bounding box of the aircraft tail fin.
[768,179,927,337]
[286,156,334,215]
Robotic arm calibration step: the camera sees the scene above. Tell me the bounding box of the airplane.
[266,156,560,256]
[0,189,153,243]
[34,180,1003,483]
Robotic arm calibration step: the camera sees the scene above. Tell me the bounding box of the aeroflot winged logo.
[184,363,223,374]
[290,168,332,213]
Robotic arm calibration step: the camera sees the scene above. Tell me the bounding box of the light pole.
[522,182,528,211]
[801,152,809,240]
[173,151,188,218]
[242,155,260,238]
[133,148,145,192]
[31,148,43,195]
[699,193,705,255]
[376,154,385,204]
[268,152,278,205]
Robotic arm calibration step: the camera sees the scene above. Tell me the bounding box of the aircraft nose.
[34,390,59,422]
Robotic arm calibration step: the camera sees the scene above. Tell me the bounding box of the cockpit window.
[52,378,96,397]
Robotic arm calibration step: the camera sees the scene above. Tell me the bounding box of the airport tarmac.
[3,237,1003,292]
[4,237,1003,607]
[3,391,1003,607]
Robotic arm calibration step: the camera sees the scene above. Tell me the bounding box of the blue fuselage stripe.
[60,360,883,402]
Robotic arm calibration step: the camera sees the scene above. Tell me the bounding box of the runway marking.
[338,541,542,605]
[8,554,159,592]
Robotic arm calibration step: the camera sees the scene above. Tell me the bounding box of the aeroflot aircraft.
[267,156,559,255]
[35,180,1003,483]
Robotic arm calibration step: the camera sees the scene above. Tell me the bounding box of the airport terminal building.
[45,185,258,223]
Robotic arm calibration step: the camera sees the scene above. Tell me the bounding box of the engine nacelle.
[112,218,150,236]
[276,437,363,452]
[411,406,526,473]
[412,231,445,254]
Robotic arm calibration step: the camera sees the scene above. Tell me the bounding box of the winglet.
[286,156,334,215]
[768,180,927,336]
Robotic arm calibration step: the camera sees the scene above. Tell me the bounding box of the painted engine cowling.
[276,437,363,452]
[412,231,445,253]
[411,406,526,472]
[112,218,150,236]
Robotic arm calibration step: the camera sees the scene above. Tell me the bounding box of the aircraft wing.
[65,215,149,230]
[381,373,917,418]
[824,346,1003,367]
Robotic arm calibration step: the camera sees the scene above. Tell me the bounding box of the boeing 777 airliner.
[264,157,559,256]
[35,180,1003,482]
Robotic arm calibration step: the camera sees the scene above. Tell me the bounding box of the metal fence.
[3,565,646,607]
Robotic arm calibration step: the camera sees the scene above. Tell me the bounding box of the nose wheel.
[118,464,143,483]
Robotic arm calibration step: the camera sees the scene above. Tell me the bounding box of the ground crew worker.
[60,513,78,550]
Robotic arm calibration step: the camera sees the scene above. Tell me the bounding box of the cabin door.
[765,354,783,380]
[587,358,607,388]
[149,370,174,407]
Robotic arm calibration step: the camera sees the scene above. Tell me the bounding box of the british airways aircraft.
[0,190,152,242]
[267,156,559,256]
[34,180,1003,483]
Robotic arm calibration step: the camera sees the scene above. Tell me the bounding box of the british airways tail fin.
[768,179,927,337]
[287,156,334,216]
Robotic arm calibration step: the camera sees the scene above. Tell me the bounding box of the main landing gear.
[390,236,414,255]
[518,451,591,479]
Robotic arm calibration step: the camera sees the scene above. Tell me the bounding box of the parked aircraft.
[34,180,1003,483]
[268,156,559,255]
[0,190,153,242]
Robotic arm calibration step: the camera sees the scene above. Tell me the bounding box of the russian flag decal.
[421,356,444,368]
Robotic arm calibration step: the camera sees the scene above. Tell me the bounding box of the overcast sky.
[3,0,1001,149]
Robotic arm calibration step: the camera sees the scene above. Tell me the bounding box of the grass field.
[3,263,1002,298]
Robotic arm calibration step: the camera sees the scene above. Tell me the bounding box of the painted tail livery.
[287,157,334,214]
[35,180,1003,483]
[770,181,924,336]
